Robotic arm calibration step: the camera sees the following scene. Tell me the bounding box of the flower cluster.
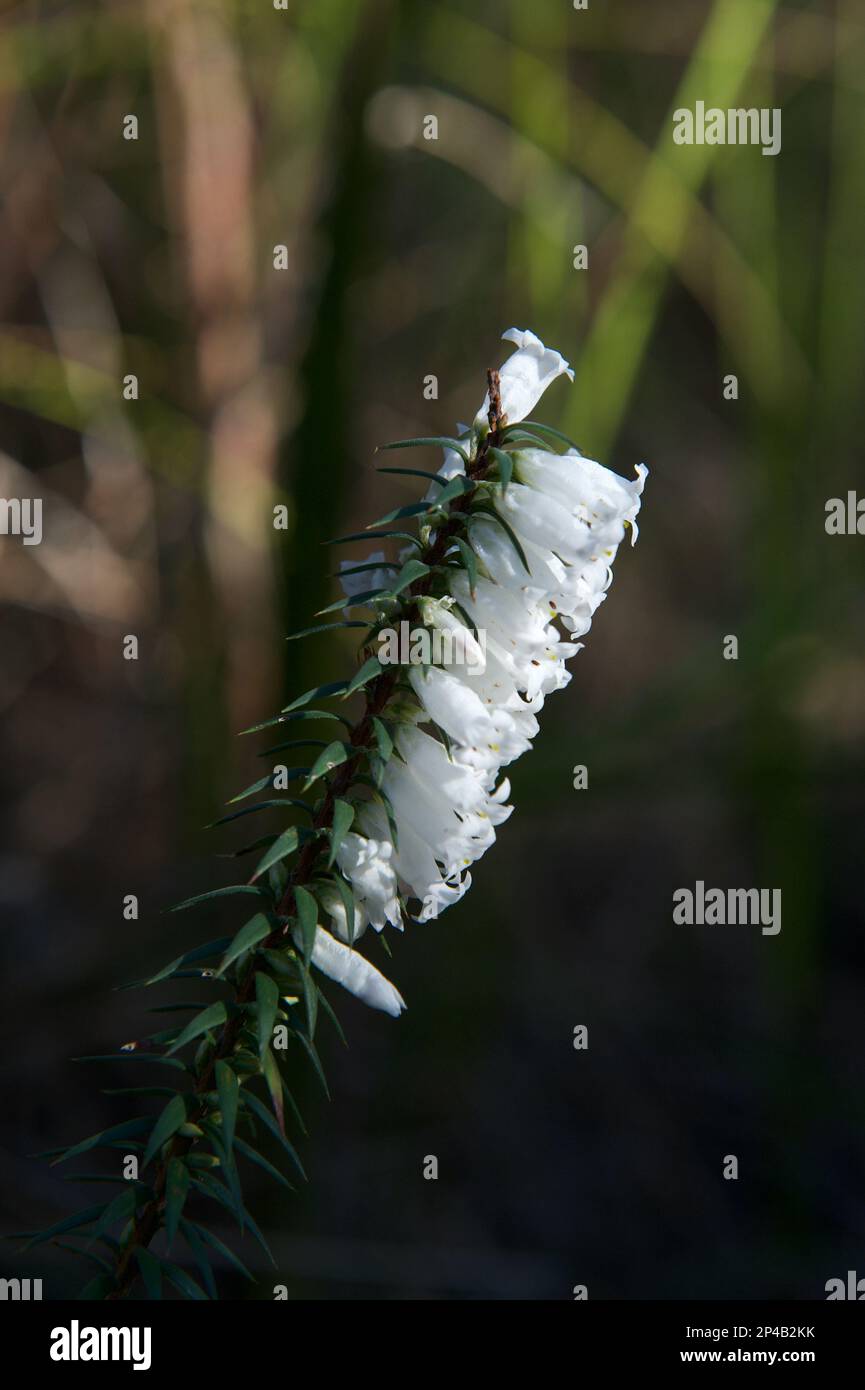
[304,329,647,1016]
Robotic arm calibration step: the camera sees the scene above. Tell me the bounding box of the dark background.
[1,0,863,1299]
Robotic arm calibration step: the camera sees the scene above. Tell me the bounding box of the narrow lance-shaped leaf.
[215,1060,239,1156]
[142,1095,187,1170]
[251,826,300,881]
[164,1157,190,1248]
[376,435,470,464]
[328,798,355,867]
[166,1002,227,1058]
[256,972,280,1061]
[294,885,318,965]
[303,741,351,791]
[216,913,272,976]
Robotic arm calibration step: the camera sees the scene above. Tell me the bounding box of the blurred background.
[2,0,864,1300]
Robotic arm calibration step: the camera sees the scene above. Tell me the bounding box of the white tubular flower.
[513,449,647,546]
[293,923,406,1018]
[283,329,645,1018]
[475,328,574,427]
[335,832,403,933]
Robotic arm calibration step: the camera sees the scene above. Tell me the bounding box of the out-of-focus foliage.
[2,0,864,1298]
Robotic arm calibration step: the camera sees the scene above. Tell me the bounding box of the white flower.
[335,832,402,933]
[475,328,574,427]
[293,923,406,1018]
[300,330,645,1017]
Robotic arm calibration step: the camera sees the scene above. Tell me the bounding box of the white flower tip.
[475,328,573,426]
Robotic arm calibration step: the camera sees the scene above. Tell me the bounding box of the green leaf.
[48,1118,153,1167]
[328,798,355,867]
[227,768,309,804]
[216,913,272,976]
[177,1220,217,1299]
[496,428,552,450]
[367,500,433,528]
[371,716,393,763]
[234,1137,294,1192]
[161,1258,209,1301]
[261,1044,286,1133]
[316,986,348,1049]
[297,959,318,1039]
[182,1220,255,1283]
[489,446,514,491]
[241,707,352,735]
[251,826,299,880]
[291,1029,331,1100]
[468,504,531,574]
[256,738,328,758]
[281,680,348,713]
[18,1204,106,1249]
[166,1001,227,1058]
[325,528,423,548]
[376,466,449,483]
[255,973,280,1060]
[77,1274,117,1300]
[128,937,233,988]
[303,740,351,790]
[189,1175,275,1266]
[431,474,475,507]
[334,559,400,577]
[89,1185,137,1246]
[134,1246,163,1299]
[142,1094,187,1169]
[52,1240,112,1275]
[454,537,478,595]
[215,1060,239,1157]
[343,655,382,698]
[242,1091,307,1182]
[330,872,356,946]
[316,589,389,615]
[286,620,369,641]
[164,1158,190,1248]
[209,799,312,830]
[377,435,469,464]
[388,557,430,597]
[505,418,583,452]
[293,885,318,965]
[72,1052,189,1071]
[169,884,271,913]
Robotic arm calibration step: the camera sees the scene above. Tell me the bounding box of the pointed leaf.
[387,557,430,597]
[166,1002,227,1058]
[251,827,299,881]
[216,914,272,976]
[343,655,382,698]
[164,1158,190,1248]
[169,885,270,913]
[142,1094,187,1169]
[133,1246,163,1299]
[303,741,351,790]
[377,435,469,464]
[256,973,280,1061]
[328,799,355,867]
[286,620,368,641]
[215,1060,239,1157]
[242,1091,306,1182]
[293,885,318,965]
